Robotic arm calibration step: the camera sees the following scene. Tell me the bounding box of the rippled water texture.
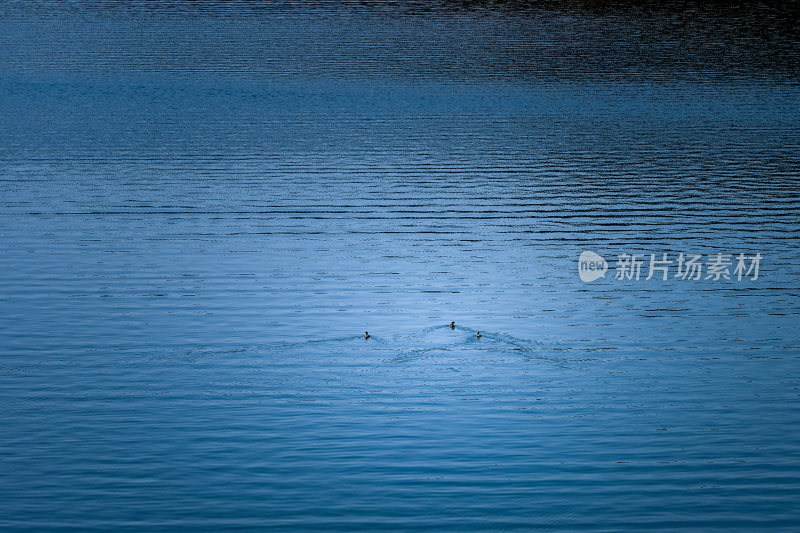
[1,1,799,531]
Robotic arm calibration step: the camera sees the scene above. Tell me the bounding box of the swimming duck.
[449,321,455,329]
[476,331,482,339]
[364,331,371,340]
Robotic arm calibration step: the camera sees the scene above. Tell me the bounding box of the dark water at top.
[1,1,799,531]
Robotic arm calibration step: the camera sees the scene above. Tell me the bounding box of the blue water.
[1,2,800,531]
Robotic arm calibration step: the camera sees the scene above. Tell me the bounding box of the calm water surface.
[1,2,799,531]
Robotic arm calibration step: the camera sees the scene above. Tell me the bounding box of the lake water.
[1,1,799,531]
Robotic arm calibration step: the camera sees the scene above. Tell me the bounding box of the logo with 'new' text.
[578,251,608,282]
